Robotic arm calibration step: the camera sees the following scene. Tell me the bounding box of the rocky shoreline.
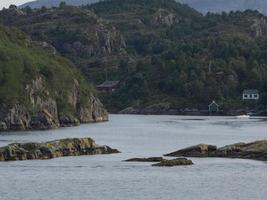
[119,105,267,116]
[0,96,108,132]
[0,138,119,161]
[164,140,267,161]
[0,74,109,132]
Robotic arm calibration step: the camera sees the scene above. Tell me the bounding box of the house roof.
[97,80,120,88]
[243,89,259,94]
[209,101,219,107]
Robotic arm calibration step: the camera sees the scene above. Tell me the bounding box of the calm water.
[0,115,266,200]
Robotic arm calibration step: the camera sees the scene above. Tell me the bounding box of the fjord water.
[0,115,266,200]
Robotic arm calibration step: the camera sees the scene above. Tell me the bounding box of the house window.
[254,94,258,98]
[244,94,248,98]
[249,94,253,98]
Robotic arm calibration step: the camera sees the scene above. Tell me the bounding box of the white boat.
[236,115,250,119]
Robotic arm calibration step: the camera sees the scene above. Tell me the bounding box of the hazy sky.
[0,0,30,9]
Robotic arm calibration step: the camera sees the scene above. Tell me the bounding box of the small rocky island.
[164,140,267,161]
[125,157,193,167]
[0,138,119,161]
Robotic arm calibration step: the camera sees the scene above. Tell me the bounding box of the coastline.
[118,107,267,116]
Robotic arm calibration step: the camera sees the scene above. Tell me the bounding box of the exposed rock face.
[0,138,119,161]
[0,75,108,131]
[125,157,165,162]
[152,158,193,167]
[94,22,126,55]
[250,17,267,37]
[59,115,80,127]
[0,121,7,131]
[164,140,267,161]
[0,7,127,80]
[61,21,125,59]
[153,9,178,27]
[78,94,108,123]
[0,104,29,131]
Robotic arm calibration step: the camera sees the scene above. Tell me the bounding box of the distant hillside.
[88,0,267,112]
[0,24,107,131]
[20,0,267,15]
[177,0,267,15]
[20,0,98,8]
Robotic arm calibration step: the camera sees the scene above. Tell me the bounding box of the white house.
[242,89,259,100]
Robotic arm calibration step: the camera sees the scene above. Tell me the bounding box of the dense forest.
[20,0,99,8]
[90,0,267,112]
[1,0,267,114]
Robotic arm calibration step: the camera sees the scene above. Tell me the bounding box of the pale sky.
[0,0,31,9]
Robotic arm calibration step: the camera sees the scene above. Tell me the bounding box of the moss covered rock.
[0,137,119,161]
[152,158,193,167]
[165,140,267,161]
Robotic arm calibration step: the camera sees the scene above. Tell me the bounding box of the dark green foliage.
[90,0,200,18]
[2,0,267,112]
[0,25,95,115]
[88,0,267,111]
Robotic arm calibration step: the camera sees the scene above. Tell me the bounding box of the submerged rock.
[0,138,119,161]
[152,158,193,167]
[125,157,165,162]
[164,140,267,161]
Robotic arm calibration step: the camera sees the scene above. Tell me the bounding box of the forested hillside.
[0,4,126,82]
[2,0,267,114]
[90,0,267,113]
[0,25,107,131]
[20,0,98,8]
[19,0,267,16]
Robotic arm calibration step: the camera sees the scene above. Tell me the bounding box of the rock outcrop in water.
[125,157,165,162]
[152,158,193,167]
[164,140,267,161]
[125,157,193,167]
[0,138,119,161]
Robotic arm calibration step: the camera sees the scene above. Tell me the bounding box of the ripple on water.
[0,114,266,200]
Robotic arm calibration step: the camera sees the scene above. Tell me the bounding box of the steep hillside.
[0,5,127,82]
[89,0,267,113]
[0,25,107,131]
[2,0,267,114]
[177,0,267,15]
